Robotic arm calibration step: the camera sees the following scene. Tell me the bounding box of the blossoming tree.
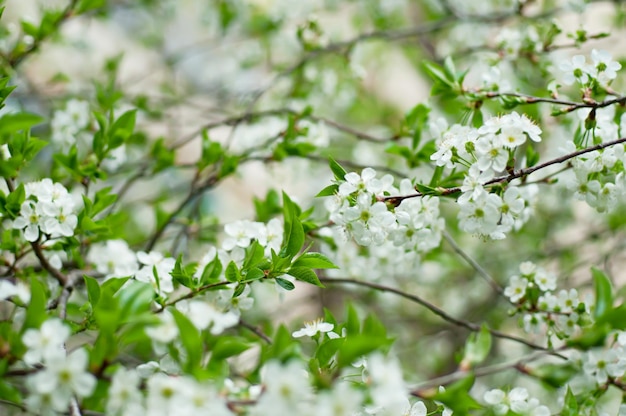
[1,0,626,415]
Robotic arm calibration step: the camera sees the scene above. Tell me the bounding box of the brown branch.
[169,107,393,151]
[410,349,562,393]
[145,173,207,252]
[239,319,272,344]
[384,136,626,204]
[482,91,626,113]
[319,276,564,355]
[30,241,68,286]
[442,231,504,295]
[157,281,232,312]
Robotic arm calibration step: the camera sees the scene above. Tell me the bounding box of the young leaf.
[225,261,241,283]
[592,267,613,319]
[0,113,44,135]
[560,387,579,416]
[291,252,338,269]
[22,278,46,332]
[170,308,202,372]
[328,157,347,181]
[460,325,492,368]
[275,277,295,291]
[287,267,324,287]
[315,184,338,198]
[84,275,101,307]
[200,255,223,285]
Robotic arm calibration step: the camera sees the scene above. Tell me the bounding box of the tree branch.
[384,136,626,204]
[442,231,504,295]
[319,276,563,355]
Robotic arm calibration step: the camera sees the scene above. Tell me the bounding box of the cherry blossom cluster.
[431,113,541,238]
[50,99,92,151]
[560,107,626,213]
[558,49,622,87]
[504,261,587,338]
[321,234,422,283]
[106,367,232,416]
[11,179,79,242]
[581,332,626,385]
[249,355,431,416]
[87,216,282,297]
[326,168,444,250]
[21,319,96,413]
[483,387,550,416]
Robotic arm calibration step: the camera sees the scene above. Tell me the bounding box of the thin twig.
[442,231,503,295]
[30,241,68,286]
[69,397,82,416]
[319,276,563,355]
[483,91,626,113]
[157,281,232,312]
[410,349,563,392]
[384,137,626,204]
[239,319,272,344]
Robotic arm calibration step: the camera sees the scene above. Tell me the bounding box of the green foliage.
[461,325,492,368]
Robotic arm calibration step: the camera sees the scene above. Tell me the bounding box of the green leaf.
[110,110,136,148]
[404,103,430,149]
[592,267,613,319]
[171,255,193,288]
[281,192,305,259]
[328,157,347,181]
[0,113,44,135]
[200,255,223,285]
[5,183,25,216]
[117,280,154,321]
[219,155,239,178]
[316,337,345,367]
[91,187,117,216]
[345,304,360,336]
[560,387,579,416]
[225,261,241,283]
[530,363,579,389]
[363,314,387,338]
[199,131,223,170]
[596,303,626,330]
[443,56,458,80]
[242,241,265,270]
[315,184,338,197]
[243,267,265,282]
[253,189,281,222]
[170,308,202,372]
[151,138,175,173]
[22,278,46,332]
[415,183,439,196]
[262,325,299,362]
[286,216,304,258]
[422,60,457,96]
[526,144,540,168]
[292,252,338,269]
[432,375,481,413]
[337,334,389,368]
[76,0,106,13]
[83,275,101,307]
[275,277,295,291]
[101,276,130,295]
[287,267,324,287]
[209,337,250,362]
[429,165,444,187]
[0,379,21,405]
[461,325,492,368]
[567,324,610,349]
[232,282,246,297]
